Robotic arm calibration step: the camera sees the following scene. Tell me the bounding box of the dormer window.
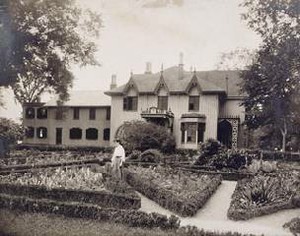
[157,96,168,110]
[123,96,138,111]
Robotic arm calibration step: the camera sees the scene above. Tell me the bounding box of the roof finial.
[160,63,164,74]
[225,76,229,94]
[193,67,197,75]
[130,70,133,77]
[179,52,184,66]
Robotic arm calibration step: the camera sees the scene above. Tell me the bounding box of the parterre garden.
[0,143,299,236]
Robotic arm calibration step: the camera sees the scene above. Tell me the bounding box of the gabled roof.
[45,90,111,107]
[105,66,244,97]
[154,73,169,94]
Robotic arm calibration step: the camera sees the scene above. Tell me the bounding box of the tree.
[0,0,101,104]
[116,120,176,154]
[0,117,24,144]
[240,0,300,151]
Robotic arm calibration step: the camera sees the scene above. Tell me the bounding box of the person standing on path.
[111,138,126,180]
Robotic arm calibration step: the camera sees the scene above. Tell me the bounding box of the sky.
[0,0,261,122]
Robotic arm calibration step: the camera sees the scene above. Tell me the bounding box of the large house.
[22,58,247,150]
[105,62,246,150]
[23,91,111,147]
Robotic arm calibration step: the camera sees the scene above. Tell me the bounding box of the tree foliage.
[0,0,101,104]
[0,117,24,144]
[240,0,300,150]
[116,120,176,154]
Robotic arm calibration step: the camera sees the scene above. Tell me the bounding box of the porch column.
[228,119,239,150]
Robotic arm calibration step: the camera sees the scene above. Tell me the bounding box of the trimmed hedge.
[123,168,222,217]
[228,201,294,221]
[0,182,141,210]
[0,193,180,230]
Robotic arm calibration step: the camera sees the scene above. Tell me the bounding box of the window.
[73,108,80,120]
[25,127,34,138]
[123,96,138,111]
[37,108,47,119]
[157,96,168,110]
[181,122,205,144]
[86,128,98,140]
[89,108,96,120]
[186,123,197,143]
[69,128,82,139]
[37,127,47,139]
[106,107,111,120]
[103,128,110,141]
[55,108,64,120]
[25,107,35,119]
[188,96,199,111]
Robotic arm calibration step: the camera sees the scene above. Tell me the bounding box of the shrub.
[0,117,24,145]
[247,160,278,174]
[283,217,300,235]
[195,140,256,170]
[115,120,176,154]
[127,150,142,161]
[139,149,163,163]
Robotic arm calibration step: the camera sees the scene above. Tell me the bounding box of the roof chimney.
[178,52,184,80]
[110,74,117,90]
[145,62,152,74]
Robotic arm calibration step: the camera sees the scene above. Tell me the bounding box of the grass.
[0,208,256,236]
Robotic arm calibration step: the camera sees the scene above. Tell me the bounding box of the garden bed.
[227,172,300,220]
[0,167,140,210]
[1,149,110,166]
[123,166,222,217]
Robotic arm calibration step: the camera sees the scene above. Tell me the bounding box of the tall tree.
[240,0,300,151]
[0,0,101,104]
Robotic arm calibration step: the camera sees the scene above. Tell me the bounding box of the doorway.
[217,120,232,148]
[56,128,62,145]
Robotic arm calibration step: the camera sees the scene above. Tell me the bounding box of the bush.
[0,117,24,145]
[247,160,278,174]
[127,150,142,161]
[283,217,300,235]
[139,149,163,163]
[115,120,176,154]
[195,140,255,171]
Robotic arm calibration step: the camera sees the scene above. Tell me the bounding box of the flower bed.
[123,166,222,217]
[0,167,140,210]
[1,150,110,166]
[0,193,179,230]
[227,172,300,220]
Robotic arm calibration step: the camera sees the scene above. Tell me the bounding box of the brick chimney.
[178,52,184,80]
[145,62,152,74]
[110,74,117,90]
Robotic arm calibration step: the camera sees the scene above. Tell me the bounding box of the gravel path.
[139,180,300,236]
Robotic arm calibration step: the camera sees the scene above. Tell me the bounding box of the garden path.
[138,180,300,236]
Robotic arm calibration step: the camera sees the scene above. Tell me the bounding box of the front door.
[56,128,62,145]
